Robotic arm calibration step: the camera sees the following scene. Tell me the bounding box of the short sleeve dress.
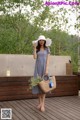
[32,47,50,94]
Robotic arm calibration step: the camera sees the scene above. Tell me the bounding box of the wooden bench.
[0,75,79,101]
[73,72,80,90]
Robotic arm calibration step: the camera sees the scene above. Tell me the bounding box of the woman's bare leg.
[40,94,46,112]
[37,94,42,109]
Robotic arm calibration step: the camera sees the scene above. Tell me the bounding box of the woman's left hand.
[45,69,48,75]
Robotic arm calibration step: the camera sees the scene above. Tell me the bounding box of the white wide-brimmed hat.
[32,35,52,47]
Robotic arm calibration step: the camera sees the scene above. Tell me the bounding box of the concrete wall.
[0,54,71,76]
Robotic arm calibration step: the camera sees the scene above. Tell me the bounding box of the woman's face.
[39,40,45,46]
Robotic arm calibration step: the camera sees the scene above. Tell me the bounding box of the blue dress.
[32,47,50,94]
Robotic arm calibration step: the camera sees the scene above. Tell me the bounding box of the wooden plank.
[8,101,35,120]
[0,86,29,91]
[78,76,80,90]
[17,100,47,120]
[59,97,80,111]
[66,63,72,75]
[24,99,57,120]
[0,102,20,120]
[53,97,80,119]
[31,99,72,120]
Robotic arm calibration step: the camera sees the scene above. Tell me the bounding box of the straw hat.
[32,35,52,47]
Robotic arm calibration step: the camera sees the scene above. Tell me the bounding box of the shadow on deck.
[0,96,80,120]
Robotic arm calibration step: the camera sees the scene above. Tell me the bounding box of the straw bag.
[38,75,56,93]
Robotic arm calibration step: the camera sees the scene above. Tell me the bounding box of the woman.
[32,35,52,112]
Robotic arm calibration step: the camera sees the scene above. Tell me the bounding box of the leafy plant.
[30,76,42,88]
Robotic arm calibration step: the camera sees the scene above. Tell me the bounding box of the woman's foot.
[37,104,42,110]
[40,105,45,112]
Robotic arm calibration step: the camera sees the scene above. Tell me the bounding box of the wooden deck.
[0,96,80,120]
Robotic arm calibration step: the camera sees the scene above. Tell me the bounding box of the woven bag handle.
[42,74,50,81]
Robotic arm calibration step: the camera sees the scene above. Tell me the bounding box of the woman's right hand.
[33,43,37,59]
[33,43,37,49]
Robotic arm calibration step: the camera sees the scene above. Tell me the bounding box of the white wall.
[0,54,71,76]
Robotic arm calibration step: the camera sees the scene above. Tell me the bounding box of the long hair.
[36,40,47,53]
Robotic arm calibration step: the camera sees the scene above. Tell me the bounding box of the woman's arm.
[33,43,37,59]
[45,54,50,74]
